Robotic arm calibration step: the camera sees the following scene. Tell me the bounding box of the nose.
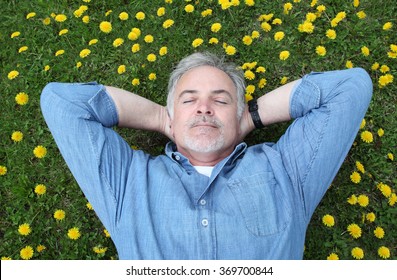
[196,101,213,116]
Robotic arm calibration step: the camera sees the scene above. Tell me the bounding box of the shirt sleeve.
[40,82,134,234]
[274,68,373,221]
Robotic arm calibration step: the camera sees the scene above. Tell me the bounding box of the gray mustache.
[188,116,223,128]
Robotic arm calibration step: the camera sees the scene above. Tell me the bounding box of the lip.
[192,123,217,128]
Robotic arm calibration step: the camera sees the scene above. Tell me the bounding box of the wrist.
[248,98,264,129]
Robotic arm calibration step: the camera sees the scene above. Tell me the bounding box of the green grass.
[0,0,396,260]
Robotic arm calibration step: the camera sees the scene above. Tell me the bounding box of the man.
[41,52,372,259]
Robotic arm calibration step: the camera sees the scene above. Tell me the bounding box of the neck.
[177,146,235,166]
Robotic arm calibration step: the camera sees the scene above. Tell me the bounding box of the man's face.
[170,65,241,165]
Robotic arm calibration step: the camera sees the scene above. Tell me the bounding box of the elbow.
[349,67,373,106]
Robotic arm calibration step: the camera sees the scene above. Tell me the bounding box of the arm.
[105,86,172,139]
[240,79,301,139]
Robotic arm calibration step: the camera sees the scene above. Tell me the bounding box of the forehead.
[175,65,236,94]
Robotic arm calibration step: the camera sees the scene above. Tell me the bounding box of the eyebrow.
[178,89,233,100]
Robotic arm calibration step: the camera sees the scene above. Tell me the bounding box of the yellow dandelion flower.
[371,62,380,71]
[245,85,255,95]
[0,165,7,176]
[326,29,336,39]
[67,227,81,240]
[34,184,46,195]
[256,66,266,73]
[244,70,255,80]
[316,45,326,56]
[347,194,357,205]
[355,161,365,173]
[18,223,31,236]
[245,0,255,6]
[86,202,93,210]
[298,21,315,33]
[374,226,385,239]
[201,9,213,17]
[383,22,393,30]
[105,10,112,16]
[258,78,267,89]
[117,65,126,74]
[131,43,140,53]
[8,70,19,80]
[272,18,282,25]
[280,76,288,85]
[360,130,373,143]
[192,38,204,48]
[361,46,370,56]
[119,12,129,20]
[73,8,84,18]
[135,11,145,20]
[11,131,23,142]
[388,193,397,206]
[162,19,174,29]
[26,12,36,19]
[79,48,91,58]
[379,183,392,198]
[20,246,34,260]
[113,38,124,48]
[148,73,157,80]
[147,54,156,62]
[93,246,108,254]
[209,37,219,44]
[33,145,47,158]
[387,153,394,161]
[54,209,66,221]
[18,46,28,53]
[359,118,366,129]
[76,61,82,68]
[242,35,253,46]
[346,60,354,68]
[347,223,362,239]
[350,171,361,184]
[55,49,65,56]
[15,92,29,105]
[89,39,98,46]
[55,14,67,22]
[104,229,111,238]
[380,65,389,73]
[144,34,154,43]
[378,246,390,259]
[36,245,46,253]
[322,214,335,227]
[225,45,237,55]
[351,247,364,260]
[279,50,290,60]
[353,0,360,7]
[58,29,68,36]
[159,46,168,56]
[251,30,260,38]
[357,194,369,207]
[1,257,12,260]
[132,78,140,86]
[274,31,285,41]
[157,7,166,17]
[260,22,272,32]
[377,128,384,137]
[82,15,89,23]
[11,31,21,38]
[283,3,293,14]
[356,11,366,19]
[211,22,222,33]
[99,21,112,33]
[54,14,68,22]
[185,4,194,13]
[327,253,339,260]
[366,212,376,222]
[378,74,393,87]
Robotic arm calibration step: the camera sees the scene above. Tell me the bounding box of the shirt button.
[201,219,209,227]
[200,199,206,206]
[175,155,180,161]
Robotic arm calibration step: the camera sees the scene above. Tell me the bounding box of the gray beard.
[183,116,225,153]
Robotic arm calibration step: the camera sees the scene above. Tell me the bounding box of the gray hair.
[167,52,246,120]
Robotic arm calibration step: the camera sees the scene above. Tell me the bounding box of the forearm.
[105,86,168,134]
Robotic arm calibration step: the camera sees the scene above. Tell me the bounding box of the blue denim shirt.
[41,68,372,259]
